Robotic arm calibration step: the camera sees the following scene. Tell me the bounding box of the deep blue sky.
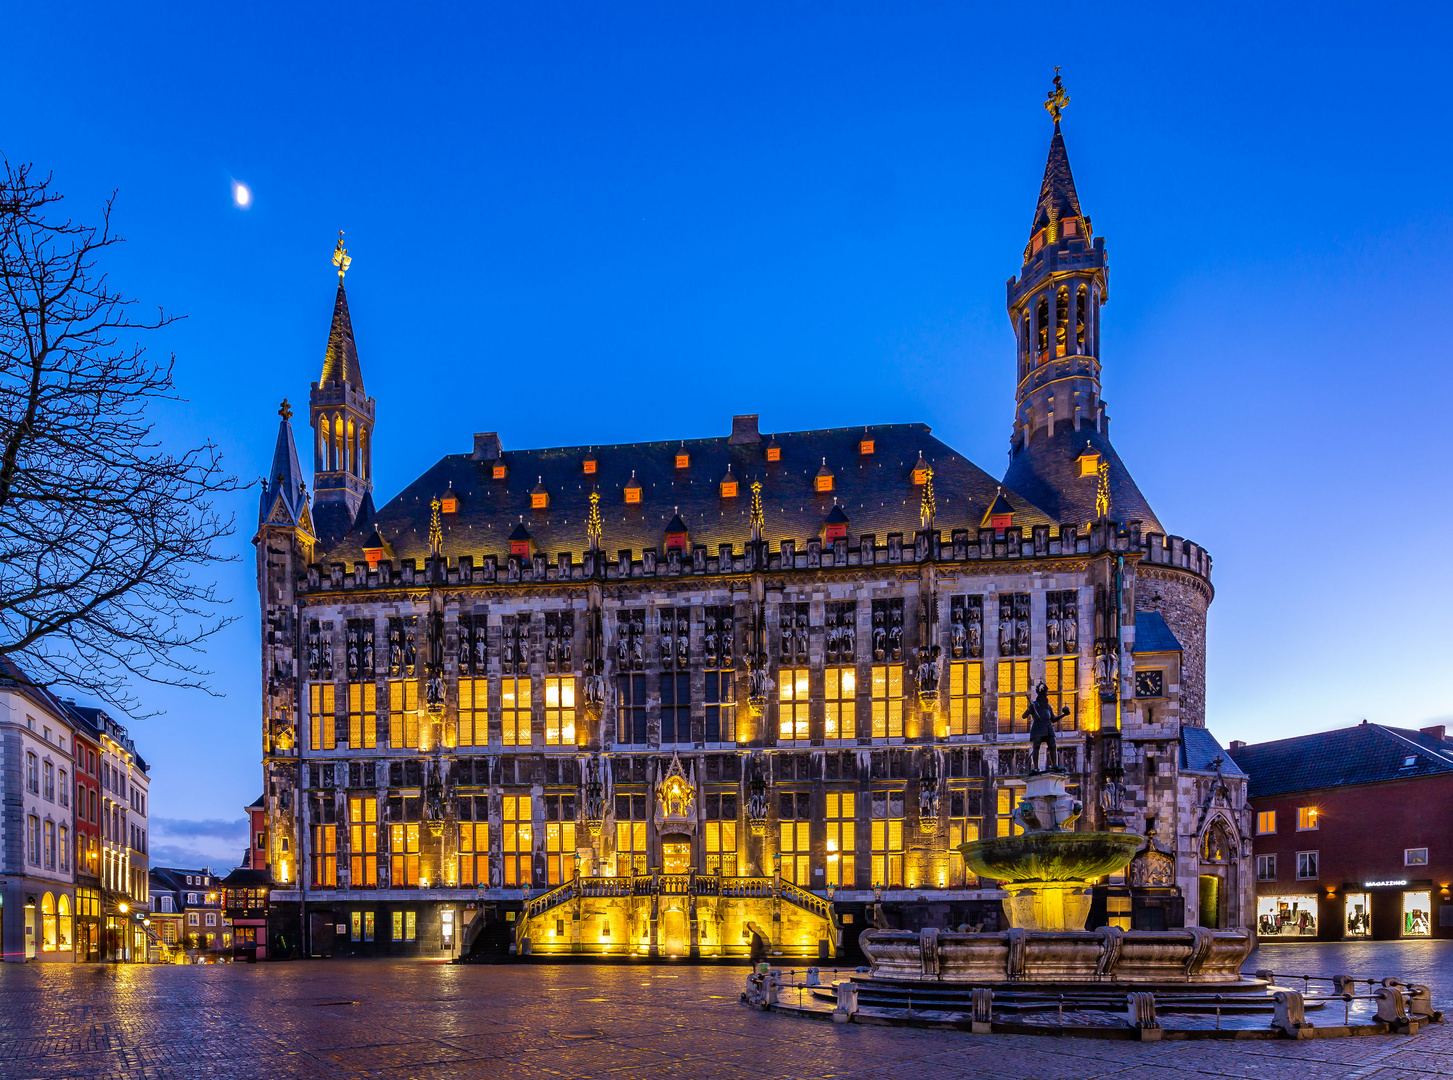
[4,4,1450,867]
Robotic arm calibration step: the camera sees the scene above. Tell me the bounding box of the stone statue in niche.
[998,615,1013,657]
[677,624,689,668]
[795,615,808,659]
[616,626,630,668]
[1063,605,1078,653]
[631,632,644,670]
[1024,682,1070,773]
[1047,615,1060,653]
[917,645,941,697]
[361,628,374,673]
[347,636,359,678]
[872,609,886,661]
[561,627,573,667]
[388,626,402,675]
[705,625,718,666]
[949,614,966,658]
[473,632,486,672]
[458,627,471,672]
[660,614,675,666]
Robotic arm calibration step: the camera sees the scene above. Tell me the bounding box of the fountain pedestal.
[959,771,1144,933]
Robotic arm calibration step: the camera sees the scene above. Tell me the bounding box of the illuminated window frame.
[1296,807,1318,831]
[826,792,856,888]
[544,676,576,746]
[349,795,377,888]
[778,666,810,742]
[390,823,420,887]
[996,659,1031,735]
[503,795,533,887]
[946,661,984,736]
[459,677,487,748]
[545,817,577,886]
[388,680,419,749]
[348,682,376,749]
[502,676,532,747]
[825,666,857,741]
[870,665,904,740]
[460,820,489,885]
[870,801,903,888]
[1256,810,1277,835]
[311,824,337,888]
[309,683,336,751]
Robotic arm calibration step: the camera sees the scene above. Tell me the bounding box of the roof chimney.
[1229,740,1246,752]
[1421,725,1447,742]
[471,432,502,461]
[728,414,761,445]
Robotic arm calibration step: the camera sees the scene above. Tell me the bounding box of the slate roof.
[320,423,1060,564]
[221,866,273,887]
[1134,611,1182,653]
[1179,726,1246,777]
[258,414,306,525]
[1030,122,1085,237]
[1002,422,1164,535]
[1227,723,1453,799]
[318,283,364,392]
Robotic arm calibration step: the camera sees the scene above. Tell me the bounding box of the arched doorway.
[1198,817,1239,929]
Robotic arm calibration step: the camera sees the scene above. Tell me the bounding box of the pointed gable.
[259,403,305,525]
[319,283,365,391]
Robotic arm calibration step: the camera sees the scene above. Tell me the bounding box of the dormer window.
[911,453,929,485]
[675,447,690,469]
[983,489,1015,534]
[859,432,874,455]
[492,463,507,480]
[531,478,548,510]
[823,504,849,542]
[440,487,459,514]
[664,513,688,551]
[624,472,642,505]
[815,460,833,493]
[362,528,391,569]
[766,437,781,463]
[1076,443,1100,478]
[508,522,533,557]
[720,469,738,498]
[583,454,597,475]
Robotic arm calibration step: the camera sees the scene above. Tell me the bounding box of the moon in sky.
[233,181,252,209]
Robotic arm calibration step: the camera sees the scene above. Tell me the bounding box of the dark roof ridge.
[441,421,935,460]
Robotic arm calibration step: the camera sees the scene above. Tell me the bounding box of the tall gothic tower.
[1001,78,1161,533]
[309,235,376,546]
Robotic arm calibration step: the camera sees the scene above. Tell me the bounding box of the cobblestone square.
[2,942,1452,1080]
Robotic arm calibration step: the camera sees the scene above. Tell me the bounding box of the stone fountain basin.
[959,832,1145,884]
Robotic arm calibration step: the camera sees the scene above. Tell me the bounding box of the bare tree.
[0,159,237,715]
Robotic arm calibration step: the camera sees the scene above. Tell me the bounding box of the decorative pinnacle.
[920,466,936,529]
[1044,67,1069,124]
[586,489,602,548]
[278,398,292,421]
[332,230,352,282]
[429,496,443,557]
[1095,459,1110,520]
[749,480,764,539]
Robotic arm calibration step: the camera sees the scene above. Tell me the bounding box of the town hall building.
[253,85,1250,959]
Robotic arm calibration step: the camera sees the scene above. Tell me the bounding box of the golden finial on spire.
[1095,459,1110,520]
[1044,67,1069,124]
[749,480,764,540]
[429,496,443,557]
[332,230,352,282]
[278,398,292,421]
[920,466,936,529]
[586,489,603,549]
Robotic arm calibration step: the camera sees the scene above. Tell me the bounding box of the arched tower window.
[347,419,357,477]
[1055,287,1069,356]
[333,412,344,474]
[1036,293,1049,357]
[359,430,369,482]
[318,415,330,472]
[1076,287,1088,354]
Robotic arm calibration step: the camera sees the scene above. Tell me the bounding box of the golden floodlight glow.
[232,181,252,208]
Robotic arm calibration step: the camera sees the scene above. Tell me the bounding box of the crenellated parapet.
[294,521,1212,597]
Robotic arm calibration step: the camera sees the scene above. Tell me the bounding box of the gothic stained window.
[703,792,737,876]
[458,796,489,887]
[997,660,1031,735]
[870,665,904,739]
[825,602,856,664]
[543,794,577,885]
[871,599,904,663]
[1045,590,1079,656]
[779,602,809,666]
[501,614,530,676]
[501,676,531,747]
[544,676,575,746]
[661,672,691,746]
[778,666,809,742]
[703,606,734,668]
[870,790,905,887]
[659,607,690,671]
[616,609,645,673]
[459,677,487,747]
[825,666,856,740]
[347,682,377,749]
[614,792,649,875]
[999,594,1030,658]
[947,660,984,736]
[544,611,574,675]
[778,791,810,885]
[825,792,855,887]
[309,683,336,751]
[616,673,647,745]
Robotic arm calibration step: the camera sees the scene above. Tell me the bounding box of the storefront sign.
[1364,879,1408,888]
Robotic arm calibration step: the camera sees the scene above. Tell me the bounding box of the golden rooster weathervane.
[1044,68,1069,123]
[332,230,352,282]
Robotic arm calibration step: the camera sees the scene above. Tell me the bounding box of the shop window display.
[1404,891,1432,937]
[1257,895,1317,937]
[1344,892,1370,938]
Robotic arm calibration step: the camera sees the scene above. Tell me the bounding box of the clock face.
[1136,671,1164,699]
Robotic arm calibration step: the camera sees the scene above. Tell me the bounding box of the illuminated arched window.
[318,416,330,472]
[57,893,72,951]
[1201,819,1234,864]
[1055,288,1069,356]
[1076,287,1088,354]
[1036,293,1049,356]
[333,413,345,473]
[359,430,369,481]
[40,892,56,951]
[347,419,357,476]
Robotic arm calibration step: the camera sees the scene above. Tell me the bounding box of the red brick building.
[1229,721,1453,942]
[68,715,103,961]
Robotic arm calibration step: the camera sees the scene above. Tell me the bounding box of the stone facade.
[251,108,1250,959]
